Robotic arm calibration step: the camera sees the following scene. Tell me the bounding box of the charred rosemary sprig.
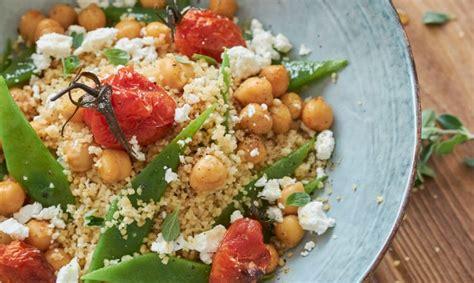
[51,71,134,156]
[156,2,191,40]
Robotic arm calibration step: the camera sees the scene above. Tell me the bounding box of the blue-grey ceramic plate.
[0,0,419,281]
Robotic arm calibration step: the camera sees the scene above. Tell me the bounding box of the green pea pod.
[284,60,348,91]
[83,254,210,283]
[214,138,316,226]
[86,105,216,279]
[220,50,231,131]
[0,77,74,209]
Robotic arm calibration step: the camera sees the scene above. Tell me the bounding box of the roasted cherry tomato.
[0,241,55,283]
[84,67,176,149]
[175,9,246,62]
[210,218,270,283]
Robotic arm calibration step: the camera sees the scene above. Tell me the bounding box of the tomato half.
[83,67,176,149]
[210,218,270,283]
[0,241,55,283]
[175,9,246,62]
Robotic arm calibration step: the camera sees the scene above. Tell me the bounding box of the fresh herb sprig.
[161,208,180,241]
[416,110,473,185]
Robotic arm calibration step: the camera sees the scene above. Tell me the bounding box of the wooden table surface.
[368,0,474,282]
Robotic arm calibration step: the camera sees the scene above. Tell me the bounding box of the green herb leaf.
[161,208,180,241]
[435,133,468,155]
[437,114,464,130]
[422,109,436,127]
[423,11,451,25]
[103,48,130,66]
[464,158,474,168]
[286,192,311,207]
[175,55,192,64]
[192,54,218,66]
[62,55,80,75]
[71,32,84,49]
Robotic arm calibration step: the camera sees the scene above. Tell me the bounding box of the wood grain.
[368,0,474,282]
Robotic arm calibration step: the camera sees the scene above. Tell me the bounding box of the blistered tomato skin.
[210,218,270,283]
[0,241,55,283]
[83,67,176,149]
[175,9,246,62]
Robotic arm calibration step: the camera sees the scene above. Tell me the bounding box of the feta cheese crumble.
[114,37,158,64]
[112,0,137,7]
[174,104,192,123]
[188,225,227,264]
[257,179,281,202]
[266,206,283,223]
[298,201,335,235]
[76,0,109,9]
[315,130,335,160]
[230,210,243,223]
[300,240,316,257]
[299,44,312,56]
[227,46,262,81]
[164,167,179,183]
[13,202,43,224]
[36,33,73,58]
[74,28,118,55]
[130,136,145,161]
[67,25,86,35]
[56,257,80,283]
[247,19,293,67]
[150,233,187,254]
[32,53,52,72]
[249,148,259,157]
[0,218,29,240]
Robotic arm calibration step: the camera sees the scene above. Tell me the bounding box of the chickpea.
[275,215,305,249]
[97,149,132,183]
[239,103,273,135]
[0,231,12,245]
[269,100,292,134]
[48,3,78,29]
[64,143,93,173]
[301,97,334,131]
[45,248,72,270]
[265,244,279,273]
[155,55,195,90]
[143,22,171,45]
[0,180,26,216]
[208,0,238,18]
[277,182,305,215]
[238,135,267,165]
[281,92,303,120]
[19,10,46,44]
[116,19,142,39]
[78,4,106,31]
[34,19,65,42]
[140,0,166,8]
[25,220,52,251]
[59,97,84,123]
[260,65,290,98]
[190,155,227,193]
[234,77,273,107]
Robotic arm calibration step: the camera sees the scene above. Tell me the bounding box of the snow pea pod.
[0,77,74,209]
[86,105,216,278]
[220,50,231,131]
[284,59,348,91]
[214,138,316,226]
[83,254,210,283]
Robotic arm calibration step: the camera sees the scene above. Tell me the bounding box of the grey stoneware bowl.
[0,0,419,281]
